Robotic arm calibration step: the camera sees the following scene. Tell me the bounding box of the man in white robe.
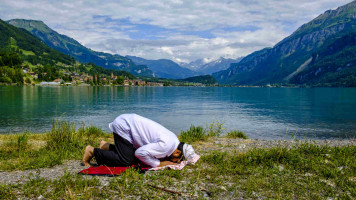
[82,114,194,167]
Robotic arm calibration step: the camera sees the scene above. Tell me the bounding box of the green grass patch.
[179,125,206,143]
[0,121,111,171]
[206,120,224,137]
[179,121,226,143]
[226,130,248,139]
[1,142,354,199]
[0,123,355,199]
[201,143,356,199]
[20,49,35,56]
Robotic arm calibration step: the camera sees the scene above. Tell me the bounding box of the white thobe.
[109,114,179,167]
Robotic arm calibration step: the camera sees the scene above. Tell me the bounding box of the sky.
[0,0,352,63]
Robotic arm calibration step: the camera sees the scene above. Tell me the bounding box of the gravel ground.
[1,138,355,185]
[195,138,356,155]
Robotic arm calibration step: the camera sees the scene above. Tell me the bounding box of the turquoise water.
[0,86,355,139]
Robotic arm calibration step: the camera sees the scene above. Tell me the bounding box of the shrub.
[0,77,12,83]
[227,130,248,139]
[25,77,31,84]
[179,125,206,143]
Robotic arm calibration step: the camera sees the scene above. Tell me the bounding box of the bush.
[226,130,248,139]
[0,76,12,83]
[25,77,31,84]
[179,125,206,143]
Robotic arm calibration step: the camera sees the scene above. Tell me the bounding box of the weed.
[78,123,106,144]
[179,125,206,143]
[226,130,248,139]
[17,132,29,151]
[46,120,78,150]
[206,120,225,137]
[0,121,111,171]
[0,184,17,200]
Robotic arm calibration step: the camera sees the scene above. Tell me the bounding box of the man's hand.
[159,161,178,167]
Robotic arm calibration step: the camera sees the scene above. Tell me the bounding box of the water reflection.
[0,86,355,139]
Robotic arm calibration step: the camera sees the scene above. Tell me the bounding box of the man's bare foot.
[82,145,94,167]
[82,161,92,168]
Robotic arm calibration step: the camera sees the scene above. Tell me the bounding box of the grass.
[226,130,248,139]
[0,121,111,171]
[179,125,206,143]
[206,120,224,137]
[0,123,355,199]
[201,143,356,199]
[1,142,354,199]
[179,121,226,143]
[20,49,35,56]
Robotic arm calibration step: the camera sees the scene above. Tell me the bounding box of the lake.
[0,86,355,139]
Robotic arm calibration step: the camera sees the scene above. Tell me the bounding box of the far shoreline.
[1,83,356,88]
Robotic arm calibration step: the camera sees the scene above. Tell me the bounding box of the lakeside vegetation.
[0,121,355,199]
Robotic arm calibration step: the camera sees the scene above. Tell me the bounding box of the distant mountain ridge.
[181,57,243,75]
[7,19,154,77]
[180,58,210,71]
[126,55,198,79]
[213,1,356,86]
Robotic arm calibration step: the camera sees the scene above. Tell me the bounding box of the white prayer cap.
[183,143,195,161]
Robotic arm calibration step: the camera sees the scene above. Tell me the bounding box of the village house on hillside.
[124,79,146,86]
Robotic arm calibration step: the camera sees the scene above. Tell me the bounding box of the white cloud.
[0,0,352,62]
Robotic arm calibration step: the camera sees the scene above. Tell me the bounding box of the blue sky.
[0,0,352,63]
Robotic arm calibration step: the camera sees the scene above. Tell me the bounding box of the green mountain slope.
[0,19,74,65]
[126,56,198,79]
[7,19,154,77]
[290,32,356,86]
[180,75,217,84]
[213,1,356,86]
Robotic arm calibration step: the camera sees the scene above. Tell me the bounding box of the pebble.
[278,165,284,172]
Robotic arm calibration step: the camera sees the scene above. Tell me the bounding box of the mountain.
[213,1,356,86]
[126,56,198,79]
[7,19,154,77]
[179,75,217,85]
[180,58,210,71]
[0,19,74,65]
[289,32,356,86]
[199,57,243,75]
[181,57,243,75]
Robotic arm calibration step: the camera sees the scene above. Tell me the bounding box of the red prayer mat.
[79,165,150,176]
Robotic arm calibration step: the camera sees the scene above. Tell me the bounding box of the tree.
[113,76,125,85]
[25,77,31,84]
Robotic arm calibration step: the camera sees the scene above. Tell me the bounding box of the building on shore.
[40,81,60,86]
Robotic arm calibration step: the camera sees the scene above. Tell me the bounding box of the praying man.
[82,114,195,168]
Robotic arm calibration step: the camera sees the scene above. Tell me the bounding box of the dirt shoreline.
[1,138,354,186]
